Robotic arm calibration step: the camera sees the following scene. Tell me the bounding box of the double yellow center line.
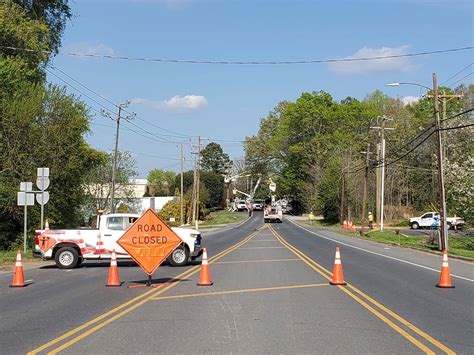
[268,225,455,355]
[28,227,262,355]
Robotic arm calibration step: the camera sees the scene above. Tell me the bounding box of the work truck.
[409,212,465,230]
[34,213,202,269]
[264,206,283,223]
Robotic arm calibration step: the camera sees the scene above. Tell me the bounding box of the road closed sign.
[118,209,183,275]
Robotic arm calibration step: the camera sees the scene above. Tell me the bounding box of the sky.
[46,0,474,178]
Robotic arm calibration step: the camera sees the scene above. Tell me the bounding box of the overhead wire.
[448,72,473,89]
[441,63,473,86]
[3,45,473,65]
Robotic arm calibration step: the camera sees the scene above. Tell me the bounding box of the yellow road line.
[29,230,260,355]
[238,246,285,249]
[269,226,455,355]
[150,283,329,301]
[214,258,299,265]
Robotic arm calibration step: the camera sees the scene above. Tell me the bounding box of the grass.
[358,230,474,259]
[0,249,35,264]
[200,210,247,227]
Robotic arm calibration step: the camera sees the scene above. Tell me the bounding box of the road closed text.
[132,236,168,245]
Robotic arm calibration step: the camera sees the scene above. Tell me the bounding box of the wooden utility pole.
[361,143,371,225]
[375,143,381,225]
[195,136,202,229]
[180,144,184,226]
[432,73,448,251]
[339,172,345,225]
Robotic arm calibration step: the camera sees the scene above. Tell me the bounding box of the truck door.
[420,213,434,227]
[102,216,127,257]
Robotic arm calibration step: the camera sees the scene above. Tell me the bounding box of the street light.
[385,82,432,91]
[386,75,448,251]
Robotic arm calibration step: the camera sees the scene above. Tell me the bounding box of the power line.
[49,64,119,109]
[46,68,115,115]
[440,107,474,122]
[439,123,474,131]
[47,64,192,138]
[448,72,473,88]
[2,45,473,65]
[127,150,181,161]
[441,63,473,86]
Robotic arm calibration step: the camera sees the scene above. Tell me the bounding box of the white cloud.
[132,95,208,112]
[401,96,420,106]
[328,45,413,75]
[64,42,114,57]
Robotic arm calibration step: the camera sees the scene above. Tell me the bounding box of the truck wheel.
[55,247,80,269]
[411,222,419,229]
[167,246,189,267]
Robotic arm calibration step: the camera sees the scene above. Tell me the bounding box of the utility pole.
[339,171,345,225]
[102,101,135,213]
[433,73,448,251]
[371,116,394,231]
[375,143,381,224]
[361,143,371,225]
[180,144,184,226]
[195,136,202,230]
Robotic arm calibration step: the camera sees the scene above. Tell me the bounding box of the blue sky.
[47,0,473,177]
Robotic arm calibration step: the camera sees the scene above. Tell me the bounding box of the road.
[0,213,472,354]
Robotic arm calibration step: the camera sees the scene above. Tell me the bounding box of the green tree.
[201,142,231,174]
[147,169,176,196]
[0,84,104,248]
[0,0,50,92]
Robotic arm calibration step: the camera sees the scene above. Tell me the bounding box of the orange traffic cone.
[436,250,454,288]
[197,248,213,286]
[44,219,49,230]
[10,250,26,287]
[343,220,347,229]
[329,246,347,285]
[106,250,122,287]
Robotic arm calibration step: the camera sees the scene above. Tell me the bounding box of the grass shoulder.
[200,209,247,227]
[301,220,474,260]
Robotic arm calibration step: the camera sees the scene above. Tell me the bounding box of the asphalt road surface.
[1,213,473,354]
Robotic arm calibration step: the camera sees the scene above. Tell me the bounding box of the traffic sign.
[118,209,183,275]
[20,182,33,192]
[36,177,50,191]
[36,191,50,205]
[17,192,34,206]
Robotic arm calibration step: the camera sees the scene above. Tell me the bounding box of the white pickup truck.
[409,212,465,230]
[34,213,202,269]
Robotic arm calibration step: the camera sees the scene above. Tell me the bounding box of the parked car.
[409,212,465,230]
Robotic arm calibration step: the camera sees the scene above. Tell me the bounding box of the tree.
[147,169,176,196]
[0,84,104,248]
[13,0,72,54]
[83,151,138,215]
[200,142,231,174]
[0,1,50,93]
[201,171,224,208]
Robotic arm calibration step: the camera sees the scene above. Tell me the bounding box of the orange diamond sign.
[118,209,183,275]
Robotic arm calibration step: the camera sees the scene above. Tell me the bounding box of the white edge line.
[288,218,474,283]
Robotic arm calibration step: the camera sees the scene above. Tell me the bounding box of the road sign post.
[118,209,183,287]
[18,182,35,254]
[36,168,50,230]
